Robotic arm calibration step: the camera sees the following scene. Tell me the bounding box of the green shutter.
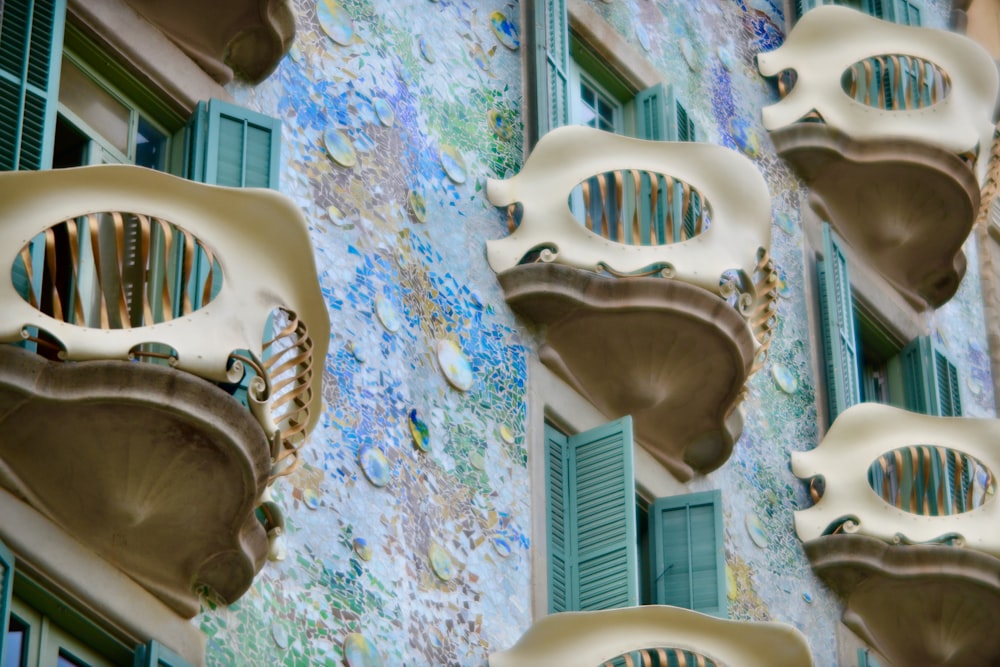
[793,0,823,22]
[134,640,196,667]
[635,84,671,244]
[890,0,921,25]
[185,98,281,189]
[675,101,694,143]
[545,418,638,612]
[901,337,961,416]
[532,0,569,143]
[183,98,281,298]
[864,0,886,19]
[817,223,861,423]
[0,537,14,664]
[649,490,726,617]
[635,87,700,242]
[545,422,571,612]
[934,347,961,417]
[0,0,66,171]
[635,83,675,142]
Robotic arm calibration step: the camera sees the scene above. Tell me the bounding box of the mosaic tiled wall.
[199,1,530,665]
[196,0,995,665]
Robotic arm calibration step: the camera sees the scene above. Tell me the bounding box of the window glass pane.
[136,116,167,171]
[4,616,27,667]
[578,79,616,132]
[58,652,90,667]
[58,57,130,156]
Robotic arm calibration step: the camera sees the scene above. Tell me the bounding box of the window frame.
[814,221,963,427]
[790,0,924,25]
[529,360,715,619]
[0,487,205,666]
[56,47,179,171]
[569,59,626,134]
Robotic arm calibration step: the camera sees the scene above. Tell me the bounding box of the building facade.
[1,0,999,665]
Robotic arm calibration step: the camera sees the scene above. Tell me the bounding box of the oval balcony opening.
[604,648,718,667]
[841,55,951,111]
[867,444,995,516]
[12,211,223,330]
[567,170,712,246]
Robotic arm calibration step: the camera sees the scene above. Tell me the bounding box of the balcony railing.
[758,5,995,176]
[794,403,1000,551]
[794,403,1000,665]
[487,126,775,480]
[568,170,709,247]
[489,606,814,667]
[757,6,999,309]
[0,165,329,615]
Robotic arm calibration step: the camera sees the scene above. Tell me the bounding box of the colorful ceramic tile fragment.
[344,633,383,667]
[354,537,374,561]
[373,98,394,126]
[271,623,289,650]
[492,535,512,558]
[428,542,455,581]
[489,11,520,50]
[775,212,796,236]
[729,117,760,157]
[440,145,467,184]
[469,450,486,470]
[471,44,493,72]
[746,514,769,548]
[324,128,357,168]
[375,295,402,333]
[771,362,798,394]
[358,446,390,487]
[680,37,698,70]
[488,110,513,141]
[636,23,650,51]
[437,339,473,391]
[409,409,430,452]
[317,0,355,46]
[302,488,320,510]
[409,189,427,222]
[776,267,792,299]
[419,36,435,63]
[718,44,735,70]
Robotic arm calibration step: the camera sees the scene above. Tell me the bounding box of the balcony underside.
[771,123,979,309]
[805,534,1000,666]
[0,345,270,618]
[500,263,755,481]
[121,0,294,84]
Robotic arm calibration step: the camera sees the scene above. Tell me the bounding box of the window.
[530,0,697,145]
[544,417,727,616]
[570,62,623,133]
[817,222,962,424]
[533,0,705,247]
[1,1,281,181]
[0,539,193,667]
[793,0,922,24]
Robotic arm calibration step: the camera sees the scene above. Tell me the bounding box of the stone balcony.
[757,5,998,309]
[0,165,328,617]
[489,606,813,667]
[487,125,776,481]
[793,403,1000,666]
[110,0,294,84]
